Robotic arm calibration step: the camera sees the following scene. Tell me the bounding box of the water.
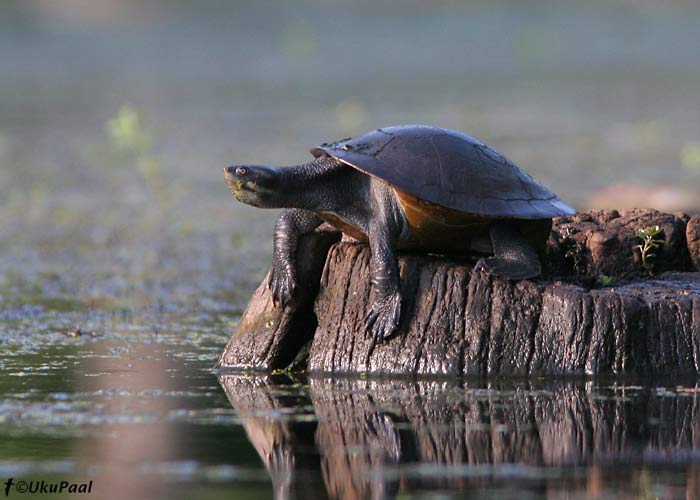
[220,374,700,500]
[1,0,700,498]
[4,330,700,499]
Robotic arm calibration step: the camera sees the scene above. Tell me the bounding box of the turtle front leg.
[365,224,402,341]
[269,209,323,307]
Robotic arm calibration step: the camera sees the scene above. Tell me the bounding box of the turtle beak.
[224,165,281,208]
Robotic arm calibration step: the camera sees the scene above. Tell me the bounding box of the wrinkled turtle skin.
[225,124,576,341]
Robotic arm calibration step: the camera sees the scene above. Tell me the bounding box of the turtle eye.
[236,167,248,176]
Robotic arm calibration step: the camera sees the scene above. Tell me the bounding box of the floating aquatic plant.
[106,106,168,209]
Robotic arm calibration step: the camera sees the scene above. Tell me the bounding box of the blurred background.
[0,1,699,498]
[2,0,699,268]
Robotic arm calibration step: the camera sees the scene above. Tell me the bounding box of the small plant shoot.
[635,225,667,276]
[599,275,614,286]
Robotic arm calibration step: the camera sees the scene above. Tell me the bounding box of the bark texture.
[687,214,700,272]
[308,246,700,376]
[220,210,700,376]
[217,229,340,371]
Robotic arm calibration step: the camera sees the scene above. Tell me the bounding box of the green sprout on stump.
[599,275,614,286]
[635,225,667,276]
[562,226,586,278]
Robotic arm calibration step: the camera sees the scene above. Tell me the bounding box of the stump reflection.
[219,375,700,500]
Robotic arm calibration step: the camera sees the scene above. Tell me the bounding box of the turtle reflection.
[219,375,700,500]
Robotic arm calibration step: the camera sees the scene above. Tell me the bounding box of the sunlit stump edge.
[218,209,700,376]
[216,229,341,371]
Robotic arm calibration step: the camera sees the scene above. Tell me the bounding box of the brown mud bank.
[219,210,700,376]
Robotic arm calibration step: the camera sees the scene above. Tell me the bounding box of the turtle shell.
[310,124,575,219]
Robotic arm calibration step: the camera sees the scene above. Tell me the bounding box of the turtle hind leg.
[475,222,542,280]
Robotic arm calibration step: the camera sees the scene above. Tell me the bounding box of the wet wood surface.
[219,210,700,376]
[216,230,340,371]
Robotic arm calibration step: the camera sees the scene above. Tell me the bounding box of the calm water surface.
[3,320,700,499]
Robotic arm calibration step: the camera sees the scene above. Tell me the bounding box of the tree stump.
[217,229,340,371]
[218,210,700,376]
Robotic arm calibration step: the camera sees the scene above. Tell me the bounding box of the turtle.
[224,124,576,340]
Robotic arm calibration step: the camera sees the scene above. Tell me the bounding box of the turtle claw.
[474,258,493,276]
[268,266,297,308]
[474,257,537,281]
[365,292,402,342]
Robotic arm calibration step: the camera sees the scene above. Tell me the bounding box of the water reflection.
[219,375,327,499]
[78,342,178,500]
[220,375,700,499]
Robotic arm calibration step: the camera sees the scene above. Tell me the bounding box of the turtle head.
[224,165,282,208]
[224,156,347,210]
